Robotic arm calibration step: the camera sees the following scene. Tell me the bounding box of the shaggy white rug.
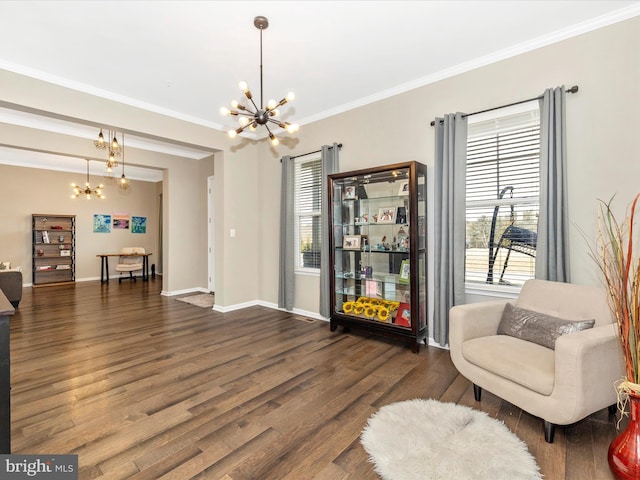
[176,294,215,308]
[361,399,542,480]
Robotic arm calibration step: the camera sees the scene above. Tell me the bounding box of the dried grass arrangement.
[594,193,640,396]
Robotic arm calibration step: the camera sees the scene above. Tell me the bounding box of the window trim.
[464,101,540,294]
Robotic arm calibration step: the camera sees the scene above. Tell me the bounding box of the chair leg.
[473,384,482,401]
[543,420,555,443]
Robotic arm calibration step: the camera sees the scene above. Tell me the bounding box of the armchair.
[449,279,625,442]
[115,247,145,283]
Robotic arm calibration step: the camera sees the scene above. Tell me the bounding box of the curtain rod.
[429,85,579,127]
[282,143,343,162]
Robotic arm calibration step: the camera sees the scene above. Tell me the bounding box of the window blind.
[294,158,322,269]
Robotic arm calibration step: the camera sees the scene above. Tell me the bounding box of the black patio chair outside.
[486,186,537,284]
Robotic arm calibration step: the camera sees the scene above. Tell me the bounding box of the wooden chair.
[115,247,145,283]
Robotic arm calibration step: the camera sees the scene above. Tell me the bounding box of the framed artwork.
[343,235,362,250]
[131,216,147,234]
[113,213,130,229]
[344,185,357,200]
[377,207,396,224]
[398,180,409,196]
[395,303,411,327]
[93,214,111,233]
[398,259,410,284]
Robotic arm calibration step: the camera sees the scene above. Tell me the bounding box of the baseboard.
[161,287,210,297]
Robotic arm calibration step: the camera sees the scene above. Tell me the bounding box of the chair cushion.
[115,263,143,272]
[463,335,555,395]
[497,303,595,350]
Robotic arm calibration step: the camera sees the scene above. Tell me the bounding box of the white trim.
[296,4,640,127]
[465,283,521,299]
[161,287,210,297]
[212,300,260,313]
[3,6,635,136]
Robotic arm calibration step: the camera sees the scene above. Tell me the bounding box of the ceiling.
[1,1,639,181]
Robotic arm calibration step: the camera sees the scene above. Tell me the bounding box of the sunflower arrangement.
[342,297,401,323]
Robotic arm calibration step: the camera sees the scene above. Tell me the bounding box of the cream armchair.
[449,279,625,443]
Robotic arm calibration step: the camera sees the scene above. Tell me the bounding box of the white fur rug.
[361,399,542,480]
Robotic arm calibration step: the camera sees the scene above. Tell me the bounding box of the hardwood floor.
[9,279,620,479]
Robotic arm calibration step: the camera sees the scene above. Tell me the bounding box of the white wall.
[255,17,640,326]
[0,17,638,319]
[0,69,257,300]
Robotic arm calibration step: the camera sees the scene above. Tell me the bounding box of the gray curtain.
[536,87,570,282]
[278,155,295,311]
[433,113,468,346]
[319,143,340,318]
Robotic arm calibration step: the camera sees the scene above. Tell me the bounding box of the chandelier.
[92,129,131,193]
[220,16,299,146]
[117,133,131,194]
[72,160,105,199]
[94,128,121,176]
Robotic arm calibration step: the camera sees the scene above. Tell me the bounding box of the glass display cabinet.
[328,161,428,352]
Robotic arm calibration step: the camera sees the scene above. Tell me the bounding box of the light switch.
[230,229,236,238]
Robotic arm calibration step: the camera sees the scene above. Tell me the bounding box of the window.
[294,156,322,271]
[465,103,540,288]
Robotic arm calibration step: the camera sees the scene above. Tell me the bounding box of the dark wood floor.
[8,279,620,479]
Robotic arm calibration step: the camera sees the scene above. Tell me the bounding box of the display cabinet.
[32,214,76,287]
[329,161,428,352]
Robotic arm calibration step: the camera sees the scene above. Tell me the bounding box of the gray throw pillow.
[497,303,595,350]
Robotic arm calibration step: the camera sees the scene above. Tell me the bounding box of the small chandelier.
[94,128,121,177]
[72,160,105,200]
[220,16,299,146]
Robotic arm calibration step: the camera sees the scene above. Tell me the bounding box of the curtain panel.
[433,113,468,346]
[319,143,340,318]
[278,144,340,315]
[536,86,570,282]
[278,155,295,311]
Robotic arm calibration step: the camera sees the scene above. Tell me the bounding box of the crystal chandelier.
[71,160,105,199]
[220,16,299,146]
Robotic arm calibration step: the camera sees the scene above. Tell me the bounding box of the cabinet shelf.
[329,161,428,352]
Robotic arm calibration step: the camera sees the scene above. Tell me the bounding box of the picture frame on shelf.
[377,207,396,224]
[395,303,411,327]
[398,259,410,284]
[344,185,357,200]
[343,235,362,250]
[398,180,409,196]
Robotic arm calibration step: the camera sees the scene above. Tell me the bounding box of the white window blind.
[294,157,322,271]
[466,103,540,287]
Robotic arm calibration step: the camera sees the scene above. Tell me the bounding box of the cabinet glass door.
[332,167,412,327]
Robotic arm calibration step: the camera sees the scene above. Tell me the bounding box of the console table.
[96,253,152,283]
[0,290,14,453]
